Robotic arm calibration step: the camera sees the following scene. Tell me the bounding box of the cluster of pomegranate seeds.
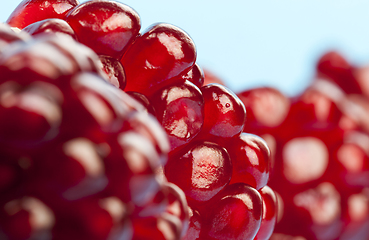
[0,0,280,239]
[237,50,369,239]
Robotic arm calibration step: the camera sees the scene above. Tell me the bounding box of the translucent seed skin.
[121,23,197,96]
[7,0,79,29]
[66,0,141,59]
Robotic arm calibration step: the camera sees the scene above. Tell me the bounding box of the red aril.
[6,0,79,30]
[121,23,197,96]
[150,80,204,151]
[254,185,278,240]
[199,83,246,140]
[165,141,232,204]
[226,132,271,190]
[66,0,140,59]
[201,183,263,240]
[22,18,77,40]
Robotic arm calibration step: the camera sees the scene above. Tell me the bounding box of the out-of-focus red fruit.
[165,183,190,238]
[254,186,278,240]
[332,131,369,188]
[340,189,369,240]
[0,81,62,148]
[22,18,77,40]
[0,197,55,240]
[121,23,196,96]
[202,183,263,240]
[165,141,232,204]
[0,23,30,52]
[316,50,361,94]
[203,68,226,86]
[199,83,246,139]
[52,199,114,240]
[182,207,201,240]
[66,0,140,59]
[35,137,108,200]
[0,35,105,86]
[131,216,181,240]
[277,182,342,240]
[6,0,79,29]
[226,133,271,190]
[238,87,290,131]
[289,81,343,126]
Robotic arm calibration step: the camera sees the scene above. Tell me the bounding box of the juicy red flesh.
[66,0,140,59]
[6,0,79,29]
[121,23,197,96]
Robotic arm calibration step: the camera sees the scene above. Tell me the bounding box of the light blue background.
[2,0,369,96]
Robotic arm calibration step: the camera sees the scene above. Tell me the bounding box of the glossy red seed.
[121,23,197,96]
[6,0,79,29]
[66,0,141,59]
[99,55,126,89]
[227,133,271,190]
[202,183,263,240]
[165,141,232,204]
[254,186,278,240]
[200,83,246,139]
[150,80,204,151]
[22,18,77,40]
[175,63,204,88]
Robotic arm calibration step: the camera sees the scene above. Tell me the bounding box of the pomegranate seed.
[202,183,263,240]
[150,80,204,151]
[165,141,232,204]
[99,55,126,89]
[121,23,197,96]
[199,83,246,139]
[7,0,79,29]
[66,0,140,59]
[254,185,278,240]
[226,133,271,190]
[22,18,77,40]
